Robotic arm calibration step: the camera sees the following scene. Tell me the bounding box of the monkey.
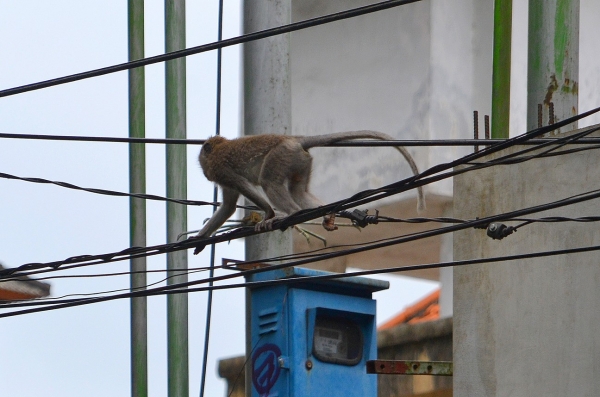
[194,130,425,247]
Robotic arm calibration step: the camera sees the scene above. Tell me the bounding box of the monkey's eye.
[202,142,212,154]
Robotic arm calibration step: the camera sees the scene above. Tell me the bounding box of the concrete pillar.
[242,1,293,396]
[453,127,600,395]
[242,0,293,262]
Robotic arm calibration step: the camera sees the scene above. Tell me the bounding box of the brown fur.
[195,131,424,241]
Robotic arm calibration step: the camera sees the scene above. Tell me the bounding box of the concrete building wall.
[453,128,600,396]
[288,1,494,296]
[290,0,492,203]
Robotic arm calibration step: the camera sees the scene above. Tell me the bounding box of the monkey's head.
[199,136,228,181]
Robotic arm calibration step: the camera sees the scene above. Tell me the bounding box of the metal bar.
[198,1,224,396]
[165,1,189,397]
[366,360,453,376]
[128,1,148,396]
[527,0,580,133]
[491,0,512,139]
[473,111,479,152]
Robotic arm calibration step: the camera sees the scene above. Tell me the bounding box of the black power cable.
[0,171,216,207]
[3,131,600,146]
[0,0,422,99]
[2,108,599,279]
[3,180,600,294]
[2,243,599,316]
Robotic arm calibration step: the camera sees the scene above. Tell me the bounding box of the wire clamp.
[486,222,516,240]
[338,209,379,228]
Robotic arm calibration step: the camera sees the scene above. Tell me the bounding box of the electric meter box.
[246,267,389,397]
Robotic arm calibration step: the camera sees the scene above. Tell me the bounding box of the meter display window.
[312,316,363,365]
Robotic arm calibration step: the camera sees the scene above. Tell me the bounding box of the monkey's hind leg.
[287,150,337,232]
[254,141,307,231]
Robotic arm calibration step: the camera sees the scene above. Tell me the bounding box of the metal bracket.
[366,360,453,376]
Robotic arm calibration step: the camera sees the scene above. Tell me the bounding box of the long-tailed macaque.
[195,130,424,241]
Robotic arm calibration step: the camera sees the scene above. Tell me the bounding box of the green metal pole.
[527,0,579,133]
[491,0,512,139]
[165,1,188,397]
[128,1,148,397]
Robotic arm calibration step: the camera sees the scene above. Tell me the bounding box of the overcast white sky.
[0,2,439,396]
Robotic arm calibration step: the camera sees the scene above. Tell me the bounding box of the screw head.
[305,360,313,370]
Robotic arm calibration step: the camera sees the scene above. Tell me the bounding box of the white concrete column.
[242,0,293,262]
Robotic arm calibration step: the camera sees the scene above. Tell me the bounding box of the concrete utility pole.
[165,1,189,397]
[128,1,148,396]
[242,0,293,269]
[242,0,292,395]
[527,0,579,133]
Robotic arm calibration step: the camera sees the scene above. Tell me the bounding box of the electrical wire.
[2,111,600,280]
[4,130,600,146]
[319,112,600,217]
[0,171,215,207]
[0,264,212,283]
[0,0,422,99]
[0,171,259,211]
[2,243,600,316]
[2,108,598,280]
[2,118,599,211]
[0,132,205,145]
[7,266,212,303]
[4,177,600,306]
[4,181,600,309]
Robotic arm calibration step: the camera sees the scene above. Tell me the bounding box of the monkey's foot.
[322,214,338,231]
[255,217,278,232]
[193,243,207,255]
[192,233,208,255]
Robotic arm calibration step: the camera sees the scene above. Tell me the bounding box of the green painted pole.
[165,1,189,397]
[128,1,148,397]
[527,0,579,133]
[491,0,512,139]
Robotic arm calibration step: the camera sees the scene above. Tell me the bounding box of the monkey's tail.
[296,130,426,212]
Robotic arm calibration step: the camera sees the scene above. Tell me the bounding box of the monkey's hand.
[322,214,338,231]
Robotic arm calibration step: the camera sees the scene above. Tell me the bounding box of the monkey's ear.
[202,142,213,154]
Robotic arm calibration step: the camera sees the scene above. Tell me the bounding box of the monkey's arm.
[196,186,240,239]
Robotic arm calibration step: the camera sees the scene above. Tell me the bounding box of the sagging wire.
[2,242,600,316]
[0,171,256,211]
[4,183,600,310]
[4,181,600,307]
[0,264,213,283]
[4,266,213,304]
